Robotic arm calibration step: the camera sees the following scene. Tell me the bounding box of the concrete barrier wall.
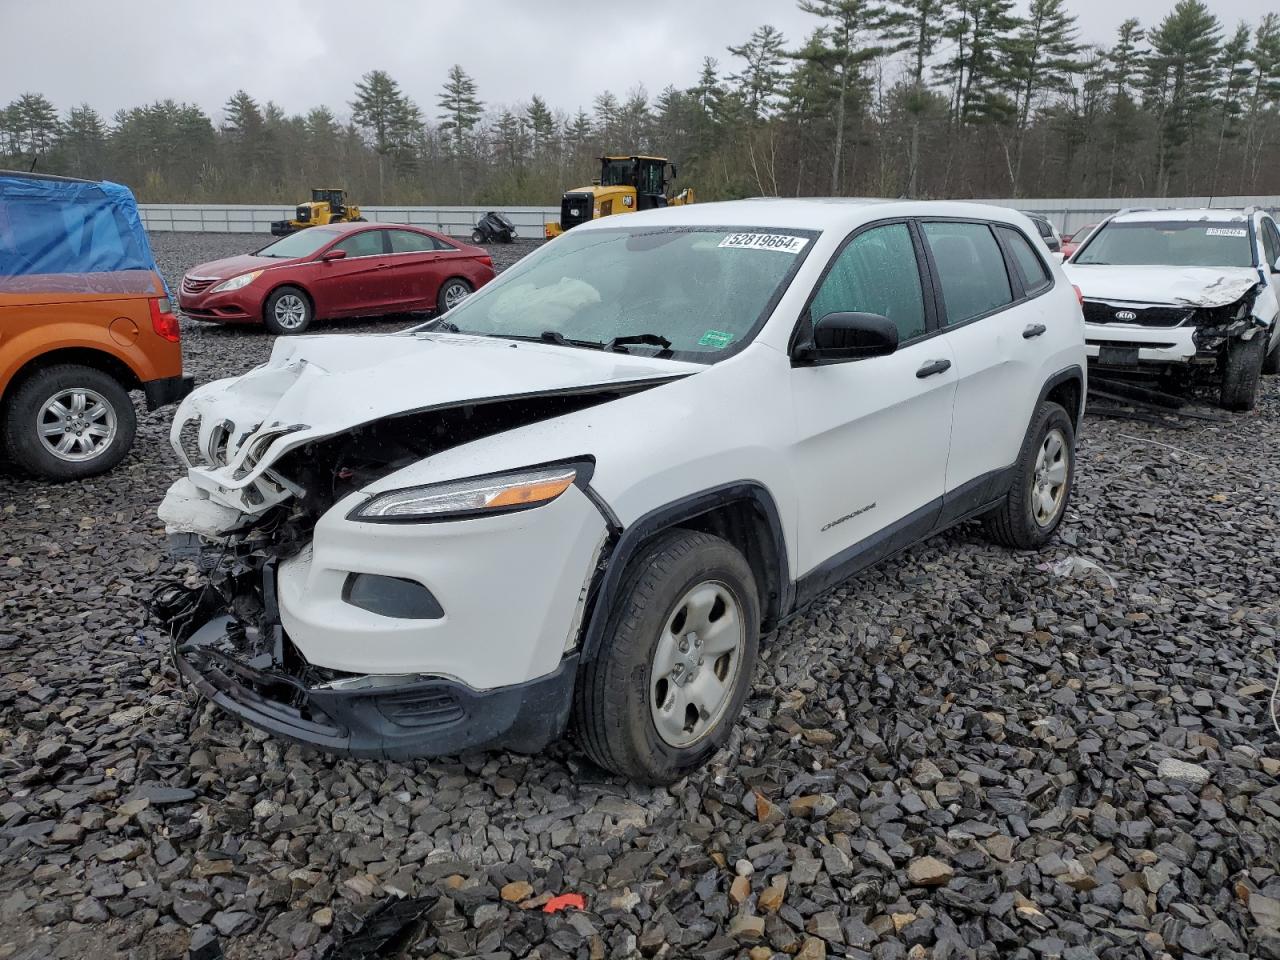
[139,197,1280,240]
[137,204,558,240]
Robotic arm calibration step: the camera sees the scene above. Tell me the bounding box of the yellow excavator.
[271,188,365,236]
[544,156,694,239]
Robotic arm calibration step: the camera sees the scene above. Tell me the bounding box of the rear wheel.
[3,365,136,480]
[982,401,1075,550]
[471,229,486,244]
[574,530,760,783]
[436,278,472,314]
[1220,334,1265,410]
[263,286,313,335]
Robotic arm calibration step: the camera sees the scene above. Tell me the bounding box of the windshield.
[1075,221,1254,268]
[255,228,339,259]
[428,226,814,362]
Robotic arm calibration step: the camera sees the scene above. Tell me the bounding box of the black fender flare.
[1038,363,1086,428]
[577,481,792,662]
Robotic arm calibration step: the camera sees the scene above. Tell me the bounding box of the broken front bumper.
[173,615,579,760]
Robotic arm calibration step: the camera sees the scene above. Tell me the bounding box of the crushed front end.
[1081,277,1270,372]
[149,345,646,760]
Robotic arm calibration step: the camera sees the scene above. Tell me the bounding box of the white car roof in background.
[1111,208,1256,224]
[576,198,1038,234]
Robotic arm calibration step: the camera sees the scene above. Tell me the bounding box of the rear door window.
[922,221,1013,325]
[335,230,387,258]
[387,230,437,254]
[998,226,1053,295]
[809,222,927,342]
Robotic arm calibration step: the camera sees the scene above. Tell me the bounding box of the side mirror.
[320,249,347,262]
[796,312,899,363]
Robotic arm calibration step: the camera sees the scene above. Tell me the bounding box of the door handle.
[916,359,952,378]
[1023,323,1047,339]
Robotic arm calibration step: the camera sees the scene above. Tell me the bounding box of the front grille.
[560,192,594,231]
[177,419,203,466]
[1082,300,1193,327]
[182,275,217,296]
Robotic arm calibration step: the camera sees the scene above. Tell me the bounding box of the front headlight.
[350,465,580,522]
[211,270,262,293]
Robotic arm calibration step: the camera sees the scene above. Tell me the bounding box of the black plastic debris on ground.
[1087,374,1229,427]
[321,896,437,960]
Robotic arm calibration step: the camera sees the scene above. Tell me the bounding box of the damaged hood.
[169,331,698,512]
[1063,263,1260,307]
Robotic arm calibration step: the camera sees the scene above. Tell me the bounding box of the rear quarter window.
[998,226,1053,295]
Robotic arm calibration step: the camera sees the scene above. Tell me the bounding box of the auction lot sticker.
[1206,228,1247,237]
[719,233,810,254]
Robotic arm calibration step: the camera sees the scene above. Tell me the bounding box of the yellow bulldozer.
[271,188,366,236]
[544,156,694,239]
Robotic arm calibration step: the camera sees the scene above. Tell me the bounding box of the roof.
[1111,207,1255,224]
[576,197,1039,233]
[0,169,97,185]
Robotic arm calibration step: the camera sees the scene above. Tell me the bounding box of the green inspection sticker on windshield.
[699,329,735,348]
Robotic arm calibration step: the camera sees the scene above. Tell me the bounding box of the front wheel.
[436,278,472,314]
[2,364,137,480]
[263,286,313,335]
[982,401,1075,550]
[1220,334,1265,410]
[573,530,760,783]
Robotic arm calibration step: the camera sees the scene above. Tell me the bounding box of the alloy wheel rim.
[649,580,745,748]
[444,283,468,309]
[1031,427,1069,526]
[38,388,117,462]
[274,294,307,329]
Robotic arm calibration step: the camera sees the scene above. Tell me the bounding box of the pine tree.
[798,0,890,193]
[728,25,789,118]
[1103,17,1144,194]
[436,65,483,150]
[7,92,61,160]
[1143,0,1222,195]
[525,95,555,154]
[1209,23,1254,197]
[880,0,950,195]
[60,104,106,177]
[1005,0,1081,193]
[1241,14,1280,191]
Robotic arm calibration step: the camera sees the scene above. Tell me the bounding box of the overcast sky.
[1,0,1266,123]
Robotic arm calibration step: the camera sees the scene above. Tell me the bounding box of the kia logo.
[1115,310,1138,320]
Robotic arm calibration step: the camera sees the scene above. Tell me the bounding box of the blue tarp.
[0,175,163,290]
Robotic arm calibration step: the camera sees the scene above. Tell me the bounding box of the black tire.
[1220,334,1266,410]
[471,229,486,244]
[573,530,760,783]
[436,278,472,314]
[982,401,1075,550]
[263,285,313,335]
[2,364,136,481]
[353,216,367,222]
[1261,331,1280,376]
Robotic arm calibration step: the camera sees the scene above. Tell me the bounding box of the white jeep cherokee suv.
[154,200,1086,783]
[1064,207,1280,410]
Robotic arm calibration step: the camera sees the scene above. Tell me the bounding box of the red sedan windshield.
[255,228,341,259]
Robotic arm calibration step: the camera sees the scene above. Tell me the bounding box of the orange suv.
[0,171,191,480]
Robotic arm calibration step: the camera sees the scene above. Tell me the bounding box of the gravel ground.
[2,232,1280,960]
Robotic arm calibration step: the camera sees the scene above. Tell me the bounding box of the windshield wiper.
[490,331,608,350]
[605,333,672,354]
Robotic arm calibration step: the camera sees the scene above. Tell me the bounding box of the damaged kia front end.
[152,330,690,759]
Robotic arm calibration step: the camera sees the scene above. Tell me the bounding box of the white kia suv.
[1064,207,1280,410]
[154,200,1086,783]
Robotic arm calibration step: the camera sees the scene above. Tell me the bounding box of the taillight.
[150,297,181,342]
[1072,284,1084,308]
[479,255,493,267]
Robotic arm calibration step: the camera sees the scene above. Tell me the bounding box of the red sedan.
[1061,223,1099,261]
[179,223,495,335]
